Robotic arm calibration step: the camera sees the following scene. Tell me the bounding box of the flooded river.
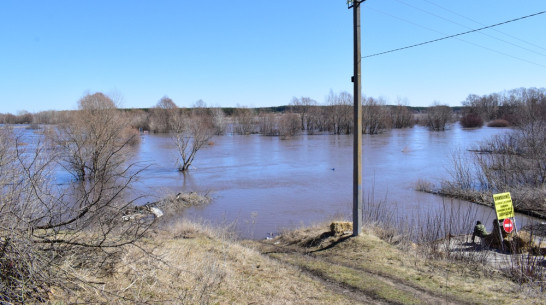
[131,124,535,238]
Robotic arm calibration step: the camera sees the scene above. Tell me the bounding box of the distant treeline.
[0,105,430,125]
[1,87,543,136]
[0,100,438,136]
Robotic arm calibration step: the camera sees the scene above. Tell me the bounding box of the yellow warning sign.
[493,192,514,219]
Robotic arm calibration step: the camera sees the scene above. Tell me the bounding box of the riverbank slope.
[49,220,544,304]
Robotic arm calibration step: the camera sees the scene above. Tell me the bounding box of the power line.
[363,10,546,60]
[363,7,546,67]
[421,0,546,52]
[393,0,546,57]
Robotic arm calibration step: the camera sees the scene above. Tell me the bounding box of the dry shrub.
[504,251,545,286]
[460,113,484,128]
[415,179,434,192]
[0,237,51,303]
[487,119,510,127]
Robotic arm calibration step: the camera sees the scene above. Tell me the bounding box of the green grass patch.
[271,252,425,305]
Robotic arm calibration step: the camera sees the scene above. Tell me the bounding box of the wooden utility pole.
[348,0,364,236]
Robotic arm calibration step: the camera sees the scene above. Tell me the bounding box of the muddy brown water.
[130,124,538,239]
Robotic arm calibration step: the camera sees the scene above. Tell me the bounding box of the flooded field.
[129,124,534,238]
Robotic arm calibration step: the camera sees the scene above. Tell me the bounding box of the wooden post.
[349,0,364,236]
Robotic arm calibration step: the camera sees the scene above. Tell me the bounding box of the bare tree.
[305,105,325,134]
[390,98,414,128]
[327,90,353,135]
[278,113,301,138]
[259,112,279,136]
[149,96,178,133]
[290,97,317,131]
[233,106,256,135]
[55,92,136,181]
[210,107,227,135]
[462,93,499,121]
[362,97,390,134]
[508,87,546,126]
[172,101,215,171]
[426,103,452,131]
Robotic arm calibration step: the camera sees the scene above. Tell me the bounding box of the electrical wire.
[393,0,546,57]
[421,0,546,52]
[363,6,546,67]
[363,10,546,64]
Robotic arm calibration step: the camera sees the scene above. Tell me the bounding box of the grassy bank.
[49,220,354,304]
[48,220,544,304]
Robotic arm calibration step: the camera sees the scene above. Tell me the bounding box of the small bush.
[415,179,434,192]
[487,119,510,127]
[460,113,483,128]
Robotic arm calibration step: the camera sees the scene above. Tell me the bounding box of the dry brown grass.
[43,216,544,304]
[49,220,354,304]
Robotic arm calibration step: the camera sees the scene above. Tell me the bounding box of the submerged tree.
[172,100,215,171]
[426,103,452,131]
[362,97,390,134]
[327,90,353,135]
[55,92,137,181]
[290,97,317,131]
[259,112,279,136]
[233,106,256,135]
[278,113,301,138]
[390,98,414,129]
[149,96,178,133]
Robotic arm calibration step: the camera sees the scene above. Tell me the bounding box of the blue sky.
[0,0,544,113]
